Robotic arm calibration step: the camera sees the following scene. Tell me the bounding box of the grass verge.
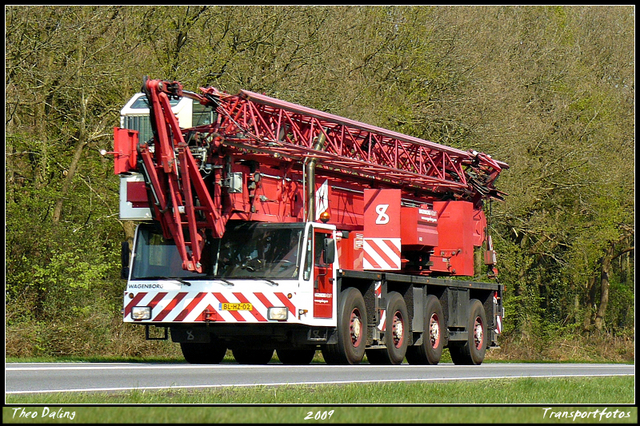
[4,376,636,424]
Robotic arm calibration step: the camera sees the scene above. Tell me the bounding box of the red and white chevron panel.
[123,291,296,323]
[375,281,386,331]
[363,238,401,270]
[493,291,502,334]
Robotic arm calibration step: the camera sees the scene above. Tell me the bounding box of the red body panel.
[113,127,138,175]
[126,180,148,208]
[430,201,487,276]
[400,206,439,248]
[363,189,402,270]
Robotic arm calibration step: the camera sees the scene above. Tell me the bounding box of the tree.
[6,6,128,354]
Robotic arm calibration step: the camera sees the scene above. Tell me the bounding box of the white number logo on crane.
[375,204,390,225]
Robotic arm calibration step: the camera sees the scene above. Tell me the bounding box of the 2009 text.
[304,410,335,421]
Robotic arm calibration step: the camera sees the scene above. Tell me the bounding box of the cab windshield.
[130,222,305,280]
[215,222,304,279]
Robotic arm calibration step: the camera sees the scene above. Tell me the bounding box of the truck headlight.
[267,307,288,321]
[131,306,152,320]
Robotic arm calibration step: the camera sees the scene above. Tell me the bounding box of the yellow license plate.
[220,303,253,311]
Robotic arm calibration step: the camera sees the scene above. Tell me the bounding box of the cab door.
[313,229,334,318]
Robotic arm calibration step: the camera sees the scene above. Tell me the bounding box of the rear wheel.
[322,287,367,365]
[180,339,227,364]
[406,295,444,365]
[232,347,274,364]
[367,292,408,365]
[276,348,316,365]
[449,298,487,365]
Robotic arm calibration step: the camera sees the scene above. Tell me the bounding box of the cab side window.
[302,229,313,281]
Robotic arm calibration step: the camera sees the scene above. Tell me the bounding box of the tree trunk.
[52,26,88,225]
[123,220,136,249]
[594,243,614,331]
[582,275,596,332]
[52,139,88,224]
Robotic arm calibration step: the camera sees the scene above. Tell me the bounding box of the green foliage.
[32,247,111,292]
[605,273,635,332]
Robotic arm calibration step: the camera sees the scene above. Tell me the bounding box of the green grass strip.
[4,377,636,424]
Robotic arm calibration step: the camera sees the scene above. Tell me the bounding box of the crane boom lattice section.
[203,87,506,202]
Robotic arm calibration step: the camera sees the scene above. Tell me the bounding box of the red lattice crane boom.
[203,86,507,202]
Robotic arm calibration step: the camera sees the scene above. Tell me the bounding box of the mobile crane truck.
[110,77,508,365]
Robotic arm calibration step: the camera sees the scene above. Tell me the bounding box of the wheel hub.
[350,310,362,346]
[392,312,404,348]
[474,318,484,349]
[429,313,440,348]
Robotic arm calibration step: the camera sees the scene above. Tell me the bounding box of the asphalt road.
[5,362,634,394]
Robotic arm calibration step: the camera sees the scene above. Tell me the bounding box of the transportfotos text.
[542,407,632,421]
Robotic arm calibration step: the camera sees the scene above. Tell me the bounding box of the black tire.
[449,298,487,365]
[232,347,274,364]
[406,294,444,365]
[180,340,227,364]
[367,292,408,365]
[321,287,367,365]
[276,348,317,365]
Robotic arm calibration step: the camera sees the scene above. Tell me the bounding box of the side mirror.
[323,238,335,265]
[121,241,130,279]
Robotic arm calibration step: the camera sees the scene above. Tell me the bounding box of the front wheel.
[322,287,368,365]
[180,339,227,364]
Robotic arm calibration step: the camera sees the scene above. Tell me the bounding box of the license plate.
[220,303,253,311]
